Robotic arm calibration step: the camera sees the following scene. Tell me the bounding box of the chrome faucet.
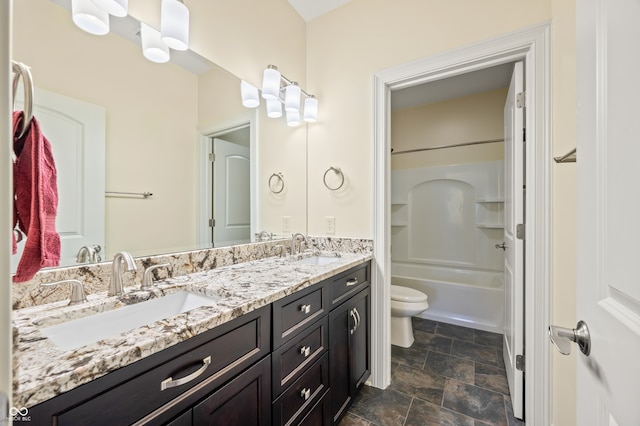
[76,244,102,263]
[291,233,307,256]
[109,252,137,297]
[41,279,87,305]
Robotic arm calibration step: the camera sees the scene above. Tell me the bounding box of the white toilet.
[390,285,429,348]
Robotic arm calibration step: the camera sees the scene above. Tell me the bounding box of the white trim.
[371,23,551,424]
[1,0,13,412]
[197,110,258,247]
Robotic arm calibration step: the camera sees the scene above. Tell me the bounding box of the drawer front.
[330,263,370,307]
[54,307,270,426]
[272,316,329,397]
[272,353,329,426]
[273,282,327,348]
[298,391,331,426]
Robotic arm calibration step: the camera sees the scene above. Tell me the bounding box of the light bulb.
[72,0,110,35]
[261,66,281,100]
[285,83,301,112]
[266,99,283,118]
[241,81,260,108]
[303,96,318,122]
[161,0,190,51]
[141,23,170,64]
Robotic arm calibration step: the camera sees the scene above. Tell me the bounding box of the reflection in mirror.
[12,0,262,271]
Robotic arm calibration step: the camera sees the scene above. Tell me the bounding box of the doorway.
[371,23,551,424]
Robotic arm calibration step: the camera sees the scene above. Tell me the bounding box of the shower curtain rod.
[391,138,504,155]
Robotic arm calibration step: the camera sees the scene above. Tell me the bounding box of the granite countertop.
[12,251,372,408]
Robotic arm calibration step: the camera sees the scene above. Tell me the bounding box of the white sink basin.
[41,290,220,351]
[296,255,340,266]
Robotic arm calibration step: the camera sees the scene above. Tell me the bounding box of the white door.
[575,0,640,425]
[213,138,250,246]
[502,61,524,419]
[12,88,105,270]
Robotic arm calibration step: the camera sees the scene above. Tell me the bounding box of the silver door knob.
[548,320,591,356]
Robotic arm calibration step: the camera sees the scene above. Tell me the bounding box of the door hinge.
[516,354,525,371]
[516,92,526,108]
[516,224,525,240]
[209,153,215,162]
[209,218,215,227]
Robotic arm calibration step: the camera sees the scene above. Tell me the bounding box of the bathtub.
[391,262,504,334]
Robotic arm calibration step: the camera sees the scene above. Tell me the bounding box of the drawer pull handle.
[300,304,311,314]
[300,345,311,357]
[160,356,212,391]
[346,278,359,287]
[301,388,311,400]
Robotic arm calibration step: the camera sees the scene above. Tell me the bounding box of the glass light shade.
[72,0,110,35]
[261,66,281,100]
[303,96,318,122]
[286,110,301,127]
[92,0,127,17]
[161,0,190,51]
[241,81,260,108]
[266,100,283,118]
[285,83,301,112]
[141,23,170,64]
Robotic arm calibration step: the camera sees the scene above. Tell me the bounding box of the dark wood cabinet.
[329,287,371,423]
[26,261,371,426]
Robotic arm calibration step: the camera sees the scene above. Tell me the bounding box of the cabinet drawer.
[299,391,331,426]
[272,316,329,397]
[52,306,270,426]
[330,263,369,307]
[272,353,329,426]
[272,282,328,348]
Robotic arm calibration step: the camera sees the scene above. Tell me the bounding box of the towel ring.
[269,172,285,194]
[11,61,34,139]
[323,167,344,191]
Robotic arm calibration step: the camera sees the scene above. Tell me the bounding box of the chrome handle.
[300,388,311,400]
[353,307,361,331]
[300,345,311,357]
[548,320,591,356]
[495,242,507,250]
[346,277,359,287]
[350,309,357,335]
[141,263,170,290]
[300,304,311,314]
[161,356,212,391]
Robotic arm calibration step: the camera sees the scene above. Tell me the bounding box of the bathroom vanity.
[14,253,371,425]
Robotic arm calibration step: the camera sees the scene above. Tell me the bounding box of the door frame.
[197,111,257,247]
[371,23,551,424]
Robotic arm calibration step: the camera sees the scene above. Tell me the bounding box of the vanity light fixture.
[141,23,170,64]
[91,0,128,17]
[161,0,190,51]
[242,65,319,126]
[72,0,110,35]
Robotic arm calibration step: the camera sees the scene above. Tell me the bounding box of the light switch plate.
[282,216,291,233]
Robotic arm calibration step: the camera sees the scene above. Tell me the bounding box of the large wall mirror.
[12,0,308,271]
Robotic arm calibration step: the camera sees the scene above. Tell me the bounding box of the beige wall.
[391,88,507,170]
[13,0,199,257]
[306,0,577,424]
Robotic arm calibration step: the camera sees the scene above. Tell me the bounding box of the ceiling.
[288,0,352,21]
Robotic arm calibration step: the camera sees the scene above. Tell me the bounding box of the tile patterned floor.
[339,318,525,426]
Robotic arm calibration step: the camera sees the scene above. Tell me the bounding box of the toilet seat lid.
[390,285,428,303]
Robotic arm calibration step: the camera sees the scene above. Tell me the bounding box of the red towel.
[12,111,61,282]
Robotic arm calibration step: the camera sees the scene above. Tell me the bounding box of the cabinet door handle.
[300,304,311,314]
[350,309,357,335]
[300,388,311,400]
[353,307,361,331]
[160,356,212,391]
[300,345,311,357]
[346,277,359,287]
